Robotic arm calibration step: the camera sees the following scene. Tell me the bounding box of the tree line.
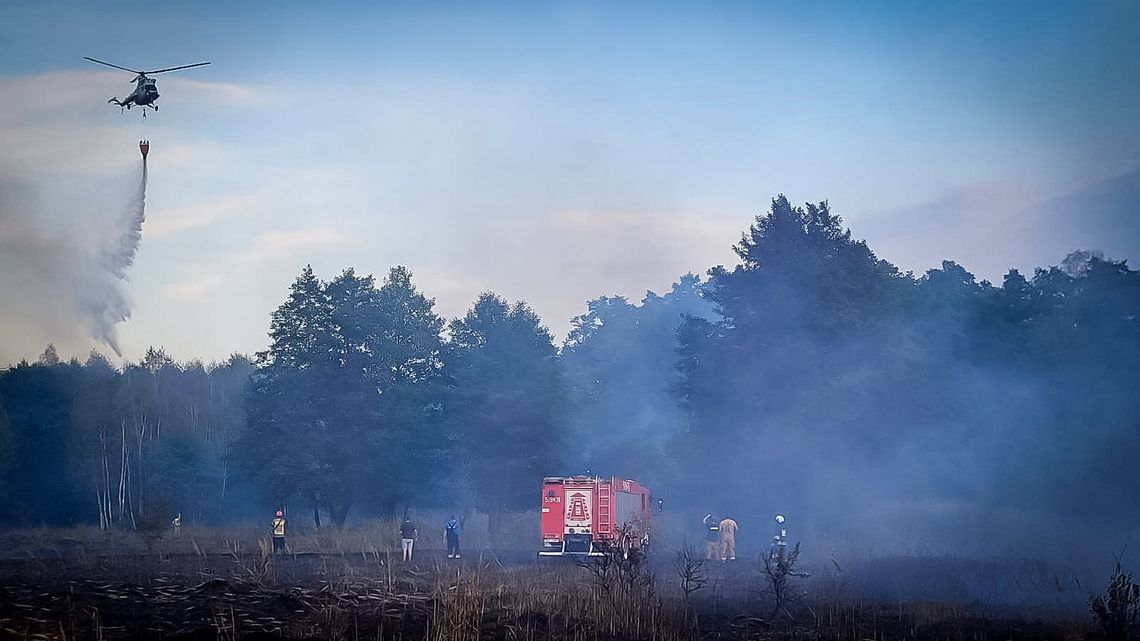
[1,195,1136,552]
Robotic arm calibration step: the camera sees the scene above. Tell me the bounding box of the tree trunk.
[118,418,129,524]
[488,499,506,543]
[330,500,351,528]
[99,423,111,529]
[328,474,356,527]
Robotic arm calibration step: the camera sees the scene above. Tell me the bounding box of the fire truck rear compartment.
[538,475,652,558]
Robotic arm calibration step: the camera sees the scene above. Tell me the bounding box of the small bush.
[1090,559,1140,641]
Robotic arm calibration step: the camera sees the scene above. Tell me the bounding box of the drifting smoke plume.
[564,197,1139,595]
[0,158,147,362]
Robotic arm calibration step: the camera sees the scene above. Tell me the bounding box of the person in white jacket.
[718,516,739,561]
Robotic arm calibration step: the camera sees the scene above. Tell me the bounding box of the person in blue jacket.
[445,514,461,559]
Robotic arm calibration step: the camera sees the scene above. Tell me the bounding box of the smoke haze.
[0,159,147,359]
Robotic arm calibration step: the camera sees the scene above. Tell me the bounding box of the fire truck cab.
[539,475,654,557]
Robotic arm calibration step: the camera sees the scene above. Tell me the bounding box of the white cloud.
[412,208,741,336]
[0,70,276,123]
[146,188,271,237]
[161,77,279,110]
[0,71,119,125]
[154,226,352,304]
[161,272,223,302]
[852,169,1140,282]
[0,70,274,181]
[245,228,350,263]
[0,124,139,177]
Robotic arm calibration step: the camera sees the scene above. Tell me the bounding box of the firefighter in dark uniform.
[702,514,720,560]
[771,514,788,563]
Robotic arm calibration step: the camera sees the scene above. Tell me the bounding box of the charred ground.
[0,538,1097,641]
[0,522,1126,641]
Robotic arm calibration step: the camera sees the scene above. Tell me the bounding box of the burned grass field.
[0,526,1107,641]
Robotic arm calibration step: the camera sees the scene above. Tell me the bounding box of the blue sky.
[1,1,1137,364]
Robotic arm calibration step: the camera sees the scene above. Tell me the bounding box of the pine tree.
[238,265,446,526]
[446,294,565,526]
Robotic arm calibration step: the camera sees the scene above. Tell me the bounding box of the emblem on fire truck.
[567,491,590,522]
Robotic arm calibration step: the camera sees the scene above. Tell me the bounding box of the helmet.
[775,514,785,524]
[276,510,283,517]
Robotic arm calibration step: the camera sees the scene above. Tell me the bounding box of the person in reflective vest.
[445,515,461,559]
[702,514,720,560]
[272,510,286,554]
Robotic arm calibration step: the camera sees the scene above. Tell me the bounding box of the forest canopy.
[1,195,1136,563]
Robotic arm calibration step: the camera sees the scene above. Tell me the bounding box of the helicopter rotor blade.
[83,57,143,75]
[144,62,211,75]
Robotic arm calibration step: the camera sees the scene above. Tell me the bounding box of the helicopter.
[84,57,210,112]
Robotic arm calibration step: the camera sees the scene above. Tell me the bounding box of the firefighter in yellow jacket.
[272,510,287,554]
[718,516,739,561]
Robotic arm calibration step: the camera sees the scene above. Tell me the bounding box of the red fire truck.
[539,475,654,557]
